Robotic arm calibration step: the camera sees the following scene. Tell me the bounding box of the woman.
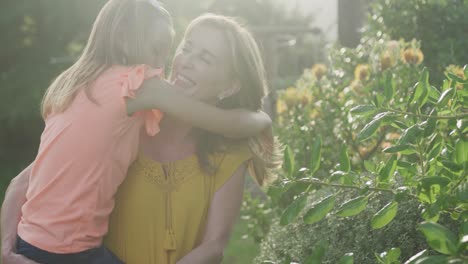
[104,14,276,264]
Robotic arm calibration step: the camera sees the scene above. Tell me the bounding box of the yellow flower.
[358,146,369,157]
[401,48,424,65]
[354,64,371,81]
[311,64,328,81]
[282,87,299,108]
[309,109,320,119]
[445,65,466,90]
[445,65,465,79]
[386,132,401,140]
[381,141,393,150]
[276,99,287,115]
[380,51,396,71]
[350,79,363,94]
[298,89,313,105]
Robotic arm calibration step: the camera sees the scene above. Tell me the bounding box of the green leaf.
[279,193,307,226]
[330,170,347,183]
[415,68,430,106]
[446,72,468,84]
[371,201,398,229]
[413,255,449,264]
[386,248,401,262]
[421,207,440,221]
[280,181,312,202]
[364,160,377,172]
[379,155,397,183]
[404,249,428,264]
[419,222,458,255]
[455,182,468,203]
[421,176,451,190]
[358,113,389,141]
[427,86,440,102]
[339,146,351,172]
[338,253,354,264]
[422,113,437,137]
[374,93,386,108]
[442,79,451,90]
[392,120,408,129]
[407,83,420,107]
[305,240,329,264]
[437,87,454,105]
[283,146,295,178]
[441,160,463,172]
[350,105,378,116]
[310,136,322,175]
[397,160,415,169]
[454,139,468,165]
[420,88,430,105]
[460,235,468,253]
[336,196,368,217]
[304,195,336,224]
[383,144,412,153]
[399,124,423,145]
[384,72,395,100]
[427,142,443,160]
[266,184,283,203]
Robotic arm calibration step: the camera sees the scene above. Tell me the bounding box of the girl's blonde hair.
[41,0,174,118]
[186,14,280,186]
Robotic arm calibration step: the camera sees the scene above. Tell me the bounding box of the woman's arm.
[1,164,38,264]
[126,78,271,138]
[176,163,248,264]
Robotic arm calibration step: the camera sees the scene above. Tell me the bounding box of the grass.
[223,177,263,263]
[222,217,260,264]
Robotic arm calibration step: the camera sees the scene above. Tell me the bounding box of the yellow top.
[104,143,252,264]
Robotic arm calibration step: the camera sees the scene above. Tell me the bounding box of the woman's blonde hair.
[186,14,280,186]
[41,0,174,118]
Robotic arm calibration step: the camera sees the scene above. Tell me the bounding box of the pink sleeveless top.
[18,65,163,253]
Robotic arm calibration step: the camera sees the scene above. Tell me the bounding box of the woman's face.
[170,24,235,103]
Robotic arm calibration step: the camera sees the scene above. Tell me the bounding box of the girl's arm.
[126,78,271,138]
[176,163,247,264]
[1,164,39,264]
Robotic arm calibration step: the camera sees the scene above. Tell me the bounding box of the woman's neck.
[139,117,196,163]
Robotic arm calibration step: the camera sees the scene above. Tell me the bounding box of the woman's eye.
[200,56,211,65]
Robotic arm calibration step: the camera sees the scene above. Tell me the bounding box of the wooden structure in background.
[338,0,367,47]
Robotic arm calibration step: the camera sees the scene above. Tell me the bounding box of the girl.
[1,1,270,263]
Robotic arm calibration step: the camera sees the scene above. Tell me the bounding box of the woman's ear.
[218,80,241,100]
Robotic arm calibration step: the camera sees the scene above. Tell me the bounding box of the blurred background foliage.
[249,0,468,263]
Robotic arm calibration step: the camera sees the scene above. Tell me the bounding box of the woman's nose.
[180,53,195,70]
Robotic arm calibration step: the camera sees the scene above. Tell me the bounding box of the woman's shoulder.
[219,141,252,161]
[211,141,252,190]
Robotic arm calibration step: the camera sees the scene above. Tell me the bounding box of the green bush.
[365,0,468,85]
[252,31,467,264]
[255,194,445,263]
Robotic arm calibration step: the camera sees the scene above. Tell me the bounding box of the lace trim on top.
[133,154,202,191]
